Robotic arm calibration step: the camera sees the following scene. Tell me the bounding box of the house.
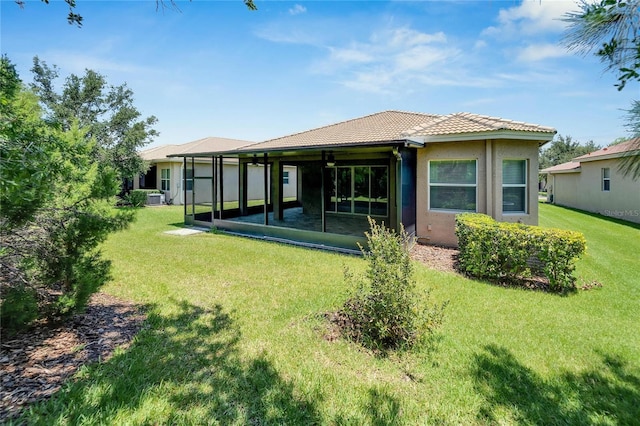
[170,111,556,249]
[541,138,640,224]
[136,136,298,205]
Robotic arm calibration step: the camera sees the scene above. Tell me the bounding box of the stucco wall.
[142,161,297,205]
[415,139,541,247]
[551,158,640,224]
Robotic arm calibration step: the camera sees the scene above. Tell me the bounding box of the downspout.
[395,147,402,232]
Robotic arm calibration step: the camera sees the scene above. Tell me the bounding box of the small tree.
[339,218,447,351]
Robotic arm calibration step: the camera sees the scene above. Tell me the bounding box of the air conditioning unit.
[146,193,165,205]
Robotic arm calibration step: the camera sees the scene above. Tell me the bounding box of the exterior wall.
[551,158,640,224]
[548,172,580,208]
[416,139,540,247]
[140,160,297,205]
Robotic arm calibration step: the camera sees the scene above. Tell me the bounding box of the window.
[502,160,527,213]
[326,166,388,216]
[283,171,290,185]
[602,168,611,191]
[429,160,477,212]
[161,168,170,191]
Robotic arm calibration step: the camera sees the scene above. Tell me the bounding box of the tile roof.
[402,112,556,137]
[141,136,254,160]
[573,138,640,161]
[236,111,441,152]
[540,161,581,173]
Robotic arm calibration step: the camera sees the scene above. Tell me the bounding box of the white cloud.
[289,4,307,16]
[482,0,577,37]
[314,27,464,93]
[516,43,570,62]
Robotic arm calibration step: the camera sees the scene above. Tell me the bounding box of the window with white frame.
[429,160,477,212]
[283,171,290,185]
[602,168,611,191]
[161,168,170,191]
[502,159,527,213]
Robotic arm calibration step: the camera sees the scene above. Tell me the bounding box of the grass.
[18,203,640,425]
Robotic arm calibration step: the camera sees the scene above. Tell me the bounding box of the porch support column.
[212,155,216,226]
[183,157,187,217]
[271,159,283,221]
[239,159,248,216]
[191,157,195,220]
[321,151,326,233]
[218,156,225,219]
[263,153,269,225]
[394,150,402,232]
[485,140,493,217]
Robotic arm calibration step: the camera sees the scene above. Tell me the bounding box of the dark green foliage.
[455,214,587,292]
[30,56,158,182]
[539,134,600,170]
[0,285,38,334]
[1,57,134,331]
[339,218,447,351]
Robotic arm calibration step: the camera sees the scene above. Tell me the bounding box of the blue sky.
[2,0,638,148]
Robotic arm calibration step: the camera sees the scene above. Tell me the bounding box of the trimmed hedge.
[455,213,586,292]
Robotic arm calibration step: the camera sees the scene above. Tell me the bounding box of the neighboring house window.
[602,168,611,191]
[161,168,170,191]
[502,159,527,213]
[429,160,477,212]
[185,169,193,191]
[326,166,388,216]
[283,171,290,185]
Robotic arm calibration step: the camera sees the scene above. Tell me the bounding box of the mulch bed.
[0,293,146,421]
[410,243,459,273]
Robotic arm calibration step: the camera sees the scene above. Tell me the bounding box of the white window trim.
[502,159,528,215]
[283,170,290,185]
[428,159,478,213]
[161,168,171,191]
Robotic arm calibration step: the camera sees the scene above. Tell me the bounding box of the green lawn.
[20,203,640,425]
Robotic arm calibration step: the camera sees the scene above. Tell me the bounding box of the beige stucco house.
[541,138,640,224]
[170,111,556,249]
[136,137,298,205]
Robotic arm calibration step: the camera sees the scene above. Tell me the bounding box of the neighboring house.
[171,110,556,249]
[541,138,640,224]
[136,136,298,205]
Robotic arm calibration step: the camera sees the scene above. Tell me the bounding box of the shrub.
[0,285,39,334]
[455,213,586,292]
[125,190,150,207]
[339,217,447,351]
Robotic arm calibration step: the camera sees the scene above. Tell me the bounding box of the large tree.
[539,134,600,170]
[1,56,133,332]
[563,0,640,179]
[30,56,158,183]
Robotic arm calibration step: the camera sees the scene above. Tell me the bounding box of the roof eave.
[419,130,557,143]
[168,139,424,157]
[573,150,640,163]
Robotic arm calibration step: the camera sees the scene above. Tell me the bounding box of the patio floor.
[227,207,374,237]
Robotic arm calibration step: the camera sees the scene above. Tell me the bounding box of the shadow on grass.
[472,344,640,424]
[542,203,640,230]
[20,299,320,425]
